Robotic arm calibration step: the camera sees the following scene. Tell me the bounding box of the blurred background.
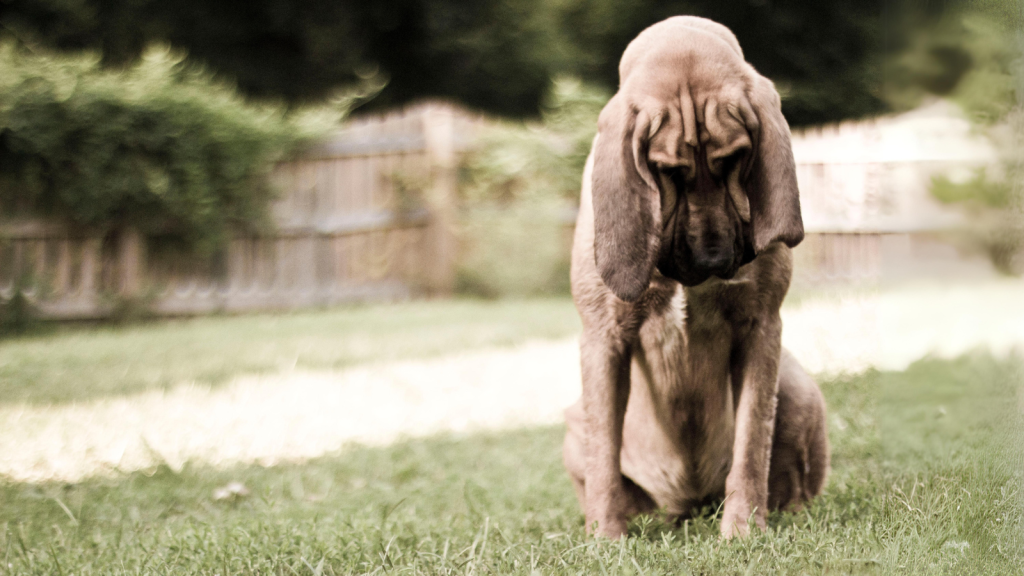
[0,0,1019,316]
[0,1,1022,572]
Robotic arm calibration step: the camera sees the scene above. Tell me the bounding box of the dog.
[562,16,830,540]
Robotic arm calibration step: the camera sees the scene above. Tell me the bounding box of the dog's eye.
[711,151,745,177]
[657,165,691,184]
[722,151,744,171]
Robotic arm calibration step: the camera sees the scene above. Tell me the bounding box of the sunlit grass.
[0,298,580,405]
[0,353,1019,574]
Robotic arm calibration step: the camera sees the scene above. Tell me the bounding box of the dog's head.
[591,16,803,302]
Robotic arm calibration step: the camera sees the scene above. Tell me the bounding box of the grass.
[0,298,580,405]
[0,353,1020,575]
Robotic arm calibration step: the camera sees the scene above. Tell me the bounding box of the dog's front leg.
[721,315,782,538]
[579,326,634,539]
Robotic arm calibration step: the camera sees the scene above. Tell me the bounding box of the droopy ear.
[591,95,662,302]
[742,78,804,253]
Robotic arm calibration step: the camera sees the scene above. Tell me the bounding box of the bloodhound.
[562,16,830,540]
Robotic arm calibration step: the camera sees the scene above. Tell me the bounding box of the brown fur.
[563,16,829,540]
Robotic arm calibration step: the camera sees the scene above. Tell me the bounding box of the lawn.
[0,298,580,405]
[0,297,1021,574]
[0,352,1020,574]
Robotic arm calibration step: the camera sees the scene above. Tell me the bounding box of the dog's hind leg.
[767,350,830,511]
[563,401,589,509]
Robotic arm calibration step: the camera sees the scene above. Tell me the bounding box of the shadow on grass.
[0,353,1020,574]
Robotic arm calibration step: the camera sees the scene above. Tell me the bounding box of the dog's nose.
[693,245,733,272]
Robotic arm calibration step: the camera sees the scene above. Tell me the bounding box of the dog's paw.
[719,514,751,539]
[586,514,629,540]
[720,499,765,539]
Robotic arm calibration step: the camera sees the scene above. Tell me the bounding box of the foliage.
[556,0,894,127]
[456,201,574,297]
[912,3,1024,275]
[932,169,1013,210]
[457,78,607,297]
[461,78,607,205]
[887,9,1020,124]
[0,0,561,117]
[0,274,39,337]
[932,168,1023,275]
[0,0,976,126]
[0,44,335,254]
[0,353,1019,573]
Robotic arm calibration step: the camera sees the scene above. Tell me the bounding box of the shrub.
[0,282,38,336]
[456,200,575,297]
[0,44,340,255]
[920,13,1023,276]
[457,78,608,297]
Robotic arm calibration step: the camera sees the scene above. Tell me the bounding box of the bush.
[0,44,340,255]
[456,200,575,297]
[919,11,1023,276]
[457,78,607,297]
[0,286,37,336]
[931,163,1023,276]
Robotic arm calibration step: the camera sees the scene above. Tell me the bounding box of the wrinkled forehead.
[619,33,755,172]
[636,82,754,174]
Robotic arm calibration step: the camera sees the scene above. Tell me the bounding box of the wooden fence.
[788,101,995,286]
[0,102,482,319]
[0,100,995,318]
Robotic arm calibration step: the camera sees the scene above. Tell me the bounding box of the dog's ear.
[591,95,662,302]
[741,77,804,253]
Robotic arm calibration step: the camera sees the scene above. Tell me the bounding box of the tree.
[0,0,561,117]
[0,0,986,124]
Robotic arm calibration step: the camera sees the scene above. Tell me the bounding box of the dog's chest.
[641,282,751,402]
[628,281,758,506]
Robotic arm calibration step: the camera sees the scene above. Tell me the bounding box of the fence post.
[422,103,458,296]
[54,237,70,296]
[118,227,143,297]
[80,236,100,308]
